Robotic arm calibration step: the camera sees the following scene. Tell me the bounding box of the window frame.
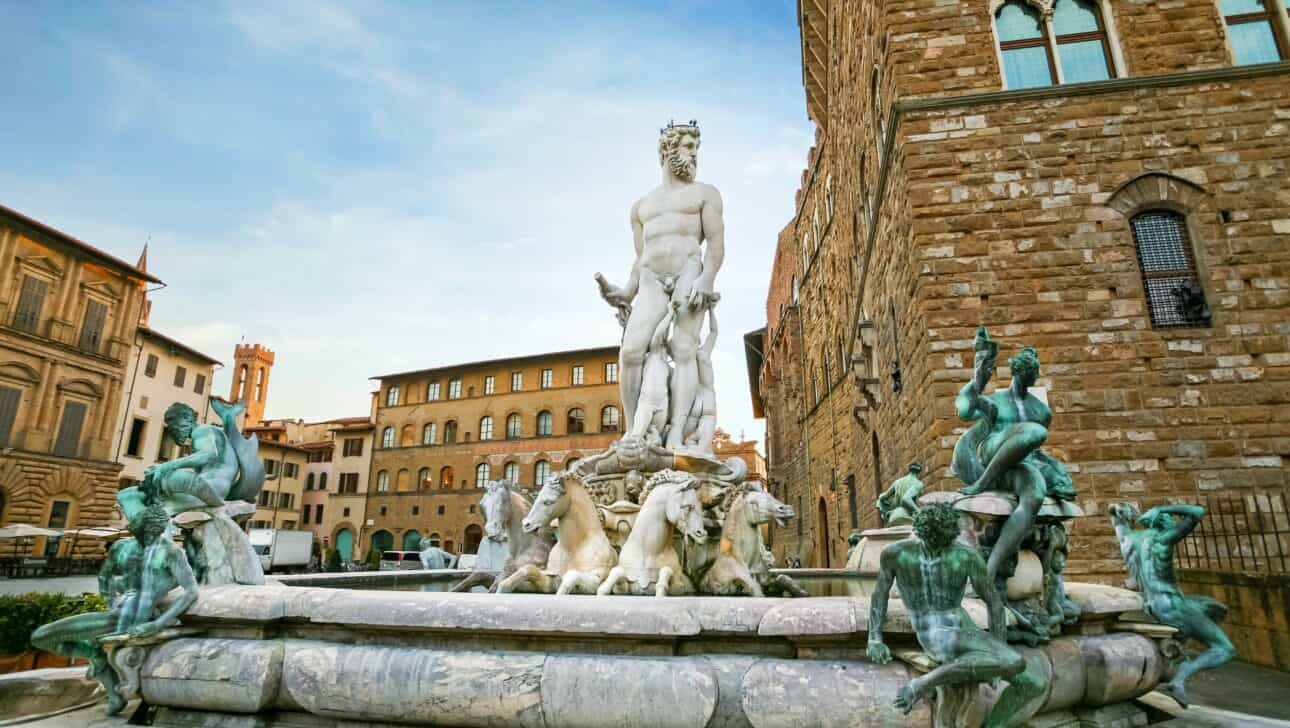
[448,379,462,399]
[536,411,553,437]
[479,415,494,441]
[386,384,399,407]
[484,375,495,395]
[993,0,1121,89]
[604,362,618,383]
[540,369,553,389]
[426,382,440,401]
[1220,0,1288,64]
[571,365,584,386]
[506,413,522,439]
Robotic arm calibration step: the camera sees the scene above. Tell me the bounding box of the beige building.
[0,204,157,556]
[111,325,221,486]
[365,345,621,557]
[298,417,374,562]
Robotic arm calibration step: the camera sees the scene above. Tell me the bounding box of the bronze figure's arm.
[866,547,896,663]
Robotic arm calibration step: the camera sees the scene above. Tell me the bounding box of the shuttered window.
[78,300,107,353]
[0,386,20,448]
[12,276,49,334]
[53,401,87,458]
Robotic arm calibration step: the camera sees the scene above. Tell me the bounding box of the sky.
[0,1,813,449]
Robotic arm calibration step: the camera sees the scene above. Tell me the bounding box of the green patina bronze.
[30,504,198,715]
[867,503,1045,726]
[117,399,265,523]
[877,462,925,527]
[1110,503,1234,708]
[953,327,1076,596]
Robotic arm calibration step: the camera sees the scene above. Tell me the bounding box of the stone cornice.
[899,60,1290,114]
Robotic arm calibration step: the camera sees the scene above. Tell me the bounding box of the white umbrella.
[0,524,62,558]
[0,524,63,539]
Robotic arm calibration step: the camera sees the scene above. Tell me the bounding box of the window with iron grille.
[1129,210,1210,328]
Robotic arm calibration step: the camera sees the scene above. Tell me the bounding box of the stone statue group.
[29,122,1237,727]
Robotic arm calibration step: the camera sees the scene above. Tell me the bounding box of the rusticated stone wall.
[759,0,1290,585]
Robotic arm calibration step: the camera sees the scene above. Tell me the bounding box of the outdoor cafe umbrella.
[0,524,63,557]
[60,526,128,561]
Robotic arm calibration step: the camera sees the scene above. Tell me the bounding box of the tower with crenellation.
[229,343,275,426]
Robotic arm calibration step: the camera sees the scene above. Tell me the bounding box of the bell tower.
[229,343,275,426]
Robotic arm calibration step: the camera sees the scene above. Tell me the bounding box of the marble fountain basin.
[127,578,1170,727]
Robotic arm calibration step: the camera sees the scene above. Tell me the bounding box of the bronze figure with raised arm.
[953,327,1076,594]
[1110,502,1234,707]
[596,121,724,450]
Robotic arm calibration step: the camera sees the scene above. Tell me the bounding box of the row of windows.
[374,460,556,492]
[994,0,1288,91]
[384,362,619,407]
[379,406,620,448]
[141,354,207,394]
[9,274,113,355]
[262,459,300,478]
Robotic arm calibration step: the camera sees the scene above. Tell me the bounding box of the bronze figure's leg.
[963,423,1047,495]
[986,463,1045,588]
[1164,602,1235,707]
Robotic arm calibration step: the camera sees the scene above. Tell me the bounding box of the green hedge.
[0,592,107,656]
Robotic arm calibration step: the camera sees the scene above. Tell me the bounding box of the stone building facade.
[751,0,1290,577]
[297,417,373,562]
[0,204,158,555]
[364,345,622,558]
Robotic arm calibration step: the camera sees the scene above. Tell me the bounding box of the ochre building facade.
[0,204,158,555]
[751,0,1290,579]
[365,345,622,558]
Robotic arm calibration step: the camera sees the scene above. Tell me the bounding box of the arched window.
[237,365,248,399]
[255,368,265,401]
[381,427,394,449]
[375,470,389,493]
[399,425,414,447]
[306,473,315,490]
[318,472,327,490]
[506,413,522,439]
[996,2,1055,89]
[566,408,585,434]
[423,422,437,445]
[418,467,431,488]
[600,405,620,433]
[386,384,400,407]
[479,416,494,441]
[504,461,519,484]
[475,463,490,487]
[995,0,1115,89]
[439,466,454,488]
[536,411,553,437]
[444,421,458,443]
[1221,0,1286,65]
[1130,210,1210,328]
[464,524,484,555]
[1050,0,1114,82]
[534,460,551,486]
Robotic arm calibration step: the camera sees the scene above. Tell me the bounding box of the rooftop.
[374,344,620,381]
[0,204,163,284]
[139,326,222,367]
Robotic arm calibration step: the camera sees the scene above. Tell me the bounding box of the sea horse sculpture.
[700,483,804,597]
[496,471,617,595]
[454,479,555,592]
[598,470,707,596]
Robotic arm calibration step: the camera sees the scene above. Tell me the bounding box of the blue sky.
[0,1,812,446]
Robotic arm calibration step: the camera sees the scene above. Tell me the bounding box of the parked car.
[379,550,423,571]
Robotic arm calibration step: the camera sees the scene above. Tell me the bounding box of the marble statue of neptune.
[597,121,725,451]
